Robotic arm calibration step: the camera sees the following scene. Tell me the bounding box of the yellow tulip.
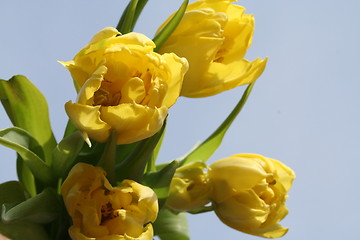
[61,163,158,240]
[166,162,211,211]
[61,27,188,144]
[208,154,295,238]
[157,0,267,98]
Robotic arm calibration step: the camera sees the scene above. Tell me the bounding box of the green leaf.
[63,119,77,138]
[2,188,60,224]
[143,160,178,208]
[0,127,54,185]
[16,156,36,197]
[117,0,149,33]
[0,124,44,196]
[0,181,49,240]
[49,202,71,240]
[51,131,84,179]
[153,0,189,52]
[115,122,166,183]
[0,75,57,163]
[0,75,57,195]
[76,141,106,166]
[0,181,27,203]
[154,208,189,240]
[116,141,140,164]
[180,83,256,166]
[117,0,139,34]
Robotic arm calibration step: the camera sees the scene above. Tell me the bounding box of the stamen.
[213,56,224,63]
[93,82,122,106]
[101,202,121,224]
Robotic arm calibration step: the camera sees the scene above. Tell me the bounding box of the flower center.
[93,80,121,106]
[92,68,153,107]
[101,202,116,224]
[213,48,227,63]
[100,201,126,225]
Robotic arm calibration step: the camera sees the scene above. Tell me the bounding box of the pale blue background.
[1,0,359,239]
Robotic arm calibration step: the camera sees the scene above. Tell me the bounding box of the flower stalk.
[97,131,117,185]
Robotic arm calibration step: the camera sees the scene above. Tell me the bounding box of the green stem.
[117,0,138,33]
[117,0,149,33]
[180,82,256,166]
[153,0,189,52]
[97,131,117,185]
[115,123,166,183]
[63,119,77,139]
[146,119,167,173]
[154,207,190,240]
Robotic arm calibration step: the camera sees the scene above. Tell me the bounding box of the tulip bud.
[209,154,295,238]
[158,0,267,98]
[166,162,211,211]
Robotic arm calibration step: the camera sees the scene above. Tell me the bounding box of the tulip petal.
[187,0,232,12]
[158,8,226,98]
[104,32,156,54]
[222,7,253,60]
[158,8,226,65]
[77,64,107,105]
[100,104,168,144]
[61,163,107,216]
[242,224,289,239]
[183,57,266,97]
[162,36,223,97]
[193,57,267,98]
[69,226,95,240]
[209,156,269,202]
[161,53,188,108]
[88,27,120,46]
[263,202,289,229]
[58,60,88,91]
[270,158,296,192]
[120,77,146,104]
[167,161,211,211]
[65,101,111,143]
[123,180,159,223]
[215,191,269,229]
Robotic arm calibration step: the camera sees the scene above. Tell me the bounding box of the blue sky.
[1,0,359,239]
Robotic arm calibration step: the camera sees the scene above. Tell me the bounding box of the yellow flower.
[61,163,158,240]
[61,27,188,144]
[157,0,267,98]
[208,154,295,238]
[166,162,211,211]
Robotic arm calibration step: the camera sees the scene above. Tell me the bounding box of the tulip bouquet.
[0,0,295,240]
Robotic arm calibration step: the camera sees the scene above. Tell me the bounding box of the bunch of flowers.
[0,0,295,239]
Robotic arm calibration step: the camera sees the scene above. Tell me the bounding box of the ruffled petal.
[65,101,112,143]
[100,104,168,144]
[209,156,269,202]
[189,57,267,98]
[160,53,188,107]
[122,180,159,223]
